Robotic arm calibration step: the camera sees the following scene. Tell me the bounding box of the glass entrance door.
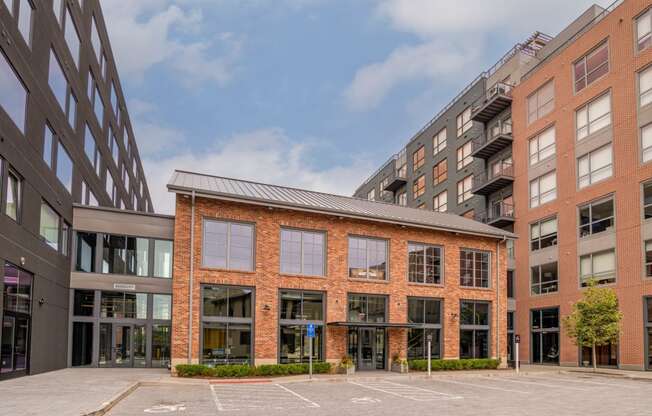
[113,325,132,367]
[347,327,385,370]
[359,328,375,370]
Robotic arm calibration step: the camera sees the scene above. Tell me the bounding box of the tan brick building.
[511,0,652,370]
[167,171,511,370]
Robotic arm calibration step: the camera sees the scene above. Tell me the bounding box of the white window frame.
[642,123,652,163]
[528,126,556,165]
[433,128,446,156]
[636,8,651,53]
[576,92,611,140]
[457,175,473,204]
[433,191,447,212]
[579,249,616,287]
[456,107,472,137]
[578,144,613,189]
[530,171,556,208]
[640,65,652,108]
[527,80,554,125]
[573,41,609,93]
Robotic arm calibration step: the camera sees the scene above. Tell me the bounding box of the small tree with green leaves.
[563,280,622,370]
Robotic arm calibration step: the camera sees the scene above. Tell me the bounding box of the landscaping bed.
[175,362,332,378]
[407,358,501,371]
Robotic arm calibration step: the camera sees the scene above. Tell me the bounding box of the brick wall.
[171,194,508,368]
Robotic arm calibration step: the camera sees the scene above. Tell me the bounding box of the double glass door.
[99,323,146,367]
[348,327,385,370]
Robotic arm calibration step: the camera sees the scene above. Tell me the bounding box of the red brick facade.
[511,0,652,370]
[171,194,508,368]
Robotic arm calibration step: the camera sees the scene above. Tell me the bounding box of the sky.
[101,0,609,214]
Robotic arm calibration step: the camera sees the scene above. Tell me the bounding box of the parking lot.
[108,372,652,415]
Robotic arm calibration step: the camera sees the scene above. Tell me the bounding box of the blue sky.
[101,0,608,214]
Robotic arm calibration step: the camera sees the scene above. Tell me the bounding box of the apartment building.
[167,171,511,370]
[0,0,153,378]
[512,0,652,370]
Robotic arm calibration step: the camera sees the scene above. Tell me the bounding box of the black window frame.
[278,290,325,364]
[530,216,557,251]
[407,242,443,285]
[579,196,614,238]
[530,262,559,295]
[1,159,22,223]
[459,249,490,288]
[407,297,442,360]
[347,235,388,281]
[201,218,255,272]
[459,300,491,359]
[347,293,387,323]
[279,228,326,277]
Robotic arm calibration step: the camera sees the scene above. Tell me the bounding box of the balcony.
[472,164,514,196]
[471,82,513,123]
[383,169,407,193]
[476,202,515,228]
[471,120,513,160]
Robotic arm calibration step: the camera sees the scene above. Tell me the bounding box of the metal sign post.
[514,334,520,375]
[307,324,315,380]
[427,333,432,377]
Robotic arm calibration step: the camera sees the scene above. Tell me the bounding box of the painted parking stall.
[211,383,320,412]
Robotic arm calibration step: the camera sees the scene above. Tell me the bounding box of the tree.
[563,280,622,370]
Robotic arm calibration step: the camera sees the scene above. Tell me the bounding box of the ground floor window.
[459,301,490,359]
[646,298,652,370]
[279,290,324,363]
[580,343,617,367]
[507,311,515,363]
[1,263,32,376]
[71,322,93,366]
[531,308,559,364]
[407,297,442,360]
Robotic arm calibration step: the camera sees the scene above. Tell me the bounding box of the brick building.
[167,171,512,370]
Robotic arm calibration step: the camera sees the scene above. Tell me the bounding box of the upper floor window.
[530,171,556,207]
[93,232,172,278]
[48,49,76,128]
[507,270,514,298]
[110,81,119,116]
[579,197,614,238]
[0,49,27,134]
[529,126,555,165]
[52,0,62,23]
[408,243,442,284]
[413,146,425,171]
[578,144,612,189]
[397,192,406,206]
[527,80,554,124]
[153,240,173,278]
[348,236,387,280]
[574,41,609,93]
[367,188,375,201]
[457,175,473,204]
[433,190,447,212]
[40,201,68,253]
[457,141,472,170]
[105,170,115,204]
[2,161,20,222]
[645,124,652,164]
[88,71,104,125]
[4,0,34,47]
[576,92,611,140]
[348,294,386,323]
[63,6,80,68]
[457,107,472,137]
[460,249,489,288]
[531,262,558,295]
[84,124,101,176]
[413,175,425,199]
[640,66,652,108]
[90,15,102,62]
[636,8,651,52]
[433,159,447,186]
[645,240,652,277]
[55,137,72,194]
[530,217,557,251]
[580,249,616,287]
[644,182,652,220]
[202,219,254,271]
[280,229,325,276]
[433,128,446,156]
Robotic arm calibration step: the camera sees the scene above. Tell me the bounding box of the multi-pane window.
[580,249,616,286]
[63,6,80,68]
[529,126,555,165]
[40,201,60,251]
[100,292,147,319]
[433,159,447,186]
[530,171,556,207]
[407,298,442,360]
[280,229,325,276]
[202,219,255,271]
[578,144,612,189]
[84,124,101,176]
[576,92,611,140]
[531,308,560,364]
[201,285,253,366]
[413,146,425,171]
[460,249,489,288]
[636,8,651,52]
[367,188,375,201]
[397,192,407,206]
[640,66,652,107]
[645,240,652,277]
[644,182,652,220]
[457,107,472,136]
[4,0,34,46]
[433,190,447,212]
[579,197,614,238]
[527,80,554,124]
[574,41,609,93]
[531,262,558,295]
[413,175,425,199]
[279,290,324,363]
[530,217,557,251]
[0,49,27,134]
[408,243,442,284]
[348,294,386,323]
[642,124,652,163]
[348,236,387,280]
[432,128,446,155]
[2,162,20,221]
[460,301,490,359]
[457,141,472,170]
[457,175,473,204]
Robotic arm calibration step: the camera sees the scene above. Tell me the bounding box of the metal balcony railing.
[472,120,513,159]
[472,164,514,195]
[471,82,514,123]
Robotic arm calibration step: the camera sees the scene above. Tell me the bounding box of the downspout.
[188,190,196,364]
[496,235,507,365]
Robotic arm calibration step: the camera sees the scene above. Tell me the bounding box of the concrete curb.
[562,369,652,382]
[83,382,141,416]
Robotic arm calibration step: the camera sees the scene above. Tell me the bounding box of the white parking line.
[349,380,462,401]
[431,378,531,394]
[527,374,640,389]
[493,377,590,391]
[211,383,320,412]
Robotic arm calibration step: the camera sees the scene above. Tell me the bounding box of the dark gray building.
[0,0,153,378]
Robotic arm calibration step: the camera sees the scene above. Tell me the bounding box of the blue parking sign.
[306,324,315,338]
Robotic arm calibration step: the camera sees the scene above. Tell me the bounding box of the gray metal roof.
[167,170,515,240]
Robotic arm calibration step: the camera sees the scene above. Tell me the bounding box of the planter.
[391,362,409,373]
[339,366,355,375]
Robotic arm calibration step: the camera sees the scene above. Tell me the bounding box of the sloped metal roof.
[167,170,515,240]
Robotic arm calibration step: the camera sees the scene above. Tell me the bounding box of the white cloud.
[101,1,242,85]
[142,128,373,214]
[344,0,605,111]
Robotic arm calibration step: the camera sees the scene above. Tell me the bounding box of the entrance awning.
[327,321,423,329]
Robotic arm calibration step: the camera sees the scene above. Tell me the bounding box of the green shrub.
[407,358,500,372]
[175,362,332,378]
